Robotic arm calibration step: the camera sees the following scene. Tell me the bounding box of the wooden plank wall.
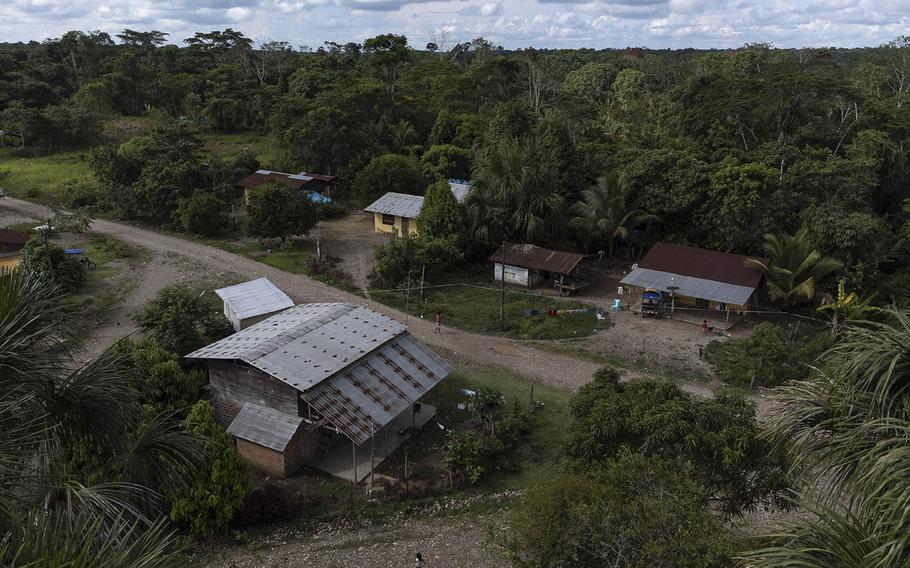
[208,360,300,427]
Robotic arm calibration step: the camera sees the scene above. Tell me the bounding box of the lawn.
[198,132,278,165]
[371,267,605,340]
[377,365,574,493]
[0,148,93,205]
[61,233,144,322]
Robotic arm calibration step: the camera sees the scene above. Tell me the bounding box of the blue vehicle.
[640,288,666,318]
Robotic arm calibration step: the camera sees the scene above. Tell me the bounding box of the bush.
[114,338,206,418]
[235,484,305,527]
[565,367,791,516]
[134,284,233,354]
[351,154,426,206]
[705,323,832,387]
[246,181,316,241]
[306,255,355,290]
[174,192,229,237]
[19,236,86,292]
[441,430,486,486]
[170,401,250,537]
[504,455,734,568]
[61,178,102,209]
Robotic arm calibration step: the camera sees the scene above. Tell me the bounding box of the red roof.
[0,228,29,246]
[237,170,339,190]
[638,243,766,288]
[488,244,588,275]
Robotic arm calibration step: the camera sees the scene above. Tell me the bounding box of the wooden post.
[405,269,412,326]
[499,240,506,330]
[404,450,409,497]
[725,308,730,329]
[420,264,426,299]
[352,440,358,491]
[369,422,375,488]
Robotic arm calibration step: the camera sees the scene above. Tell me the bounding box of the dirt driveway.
[309,212,385,292]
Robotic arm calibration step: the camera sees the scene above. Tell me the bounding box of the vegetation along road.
[2,196,603,390]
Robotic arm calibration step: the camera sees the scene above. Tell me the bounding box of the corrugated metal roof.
[238,170,337,190]
[302,332,451,445]
[638,243,766,288]
[227,402,304,451]
[488,244,588,275]
[448,179,470,203]
[620,267,756,305]
[363,192,424,219]
[186,303,407,391]
[215,278,295,320]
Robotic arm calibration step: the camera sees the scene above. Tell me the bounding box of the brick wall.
[236,438,287,478]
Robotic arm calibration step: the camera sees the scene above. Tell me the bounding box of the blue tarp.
[301,190,332,204]
[63,248,86,255]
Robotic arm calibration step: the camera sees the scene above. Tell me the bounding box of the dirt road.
[2,197,605,390]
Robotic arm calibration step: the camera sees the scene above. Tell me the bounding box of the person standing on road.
[435,311,443,334]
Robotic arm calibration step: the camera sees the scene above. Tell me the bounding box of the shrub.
[705,322,832,387]
[441,430,486,486]
[114,338,206,417]
[134,284,233,354]
[170,401,249,537]
[504,455,734,568]
[61,178,102,209]
[174,192,229,237]
[19,236,86,292]
[246,181,316,241]
[235,484,304,527]
[565,368,791,516]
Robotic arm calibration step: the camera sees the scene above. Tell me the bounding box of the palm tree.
[744,309,910,567]
[466,137,565,244]
[0,269,201,565]
[570,174,656,259]
[745,229,842,306]
[817,279,879,336]
[391,119,418,153]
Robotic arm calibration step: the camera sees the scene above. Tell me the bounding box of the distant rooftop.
[215,278,294,321]
[363,192,425,219]
[448,179,470,202]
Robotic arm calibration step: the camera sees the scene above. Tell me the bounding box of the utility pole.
[42,218,55,283]
[499,240,506,330]
[404,268,413,326]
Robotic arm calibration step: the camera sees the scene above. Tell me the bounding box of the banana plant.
[818,279,879,335]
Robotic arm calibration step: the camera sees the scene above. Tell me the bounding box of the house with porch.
[186,302,450,481]
[364,179,470,238]
[620,242,766,324]
[489,243,594,295]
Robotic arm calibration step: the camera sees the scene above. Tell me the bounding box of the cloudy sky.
[0,0,907,50]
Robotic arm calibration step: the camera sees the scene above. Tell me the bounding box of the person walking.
[0,187,6,199]
[434,311,443,334]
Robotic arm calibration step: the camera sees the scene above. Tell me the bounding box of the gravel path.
[2,197,602,389]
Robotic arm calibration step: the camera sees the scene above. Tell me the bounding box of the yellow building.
[363,192,424,238]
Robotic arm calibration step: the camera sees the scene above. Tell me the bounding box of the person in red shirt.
[702,319,709,334]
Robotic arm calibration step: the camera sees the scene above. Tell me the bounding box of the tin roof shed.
[488,244,589,275]
[215,278,294,321]
[227,402,304,452]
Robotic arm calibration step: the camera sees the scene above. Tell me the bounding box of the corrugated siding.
[215,278,295,321]
[620,268,756,306]
[302,333,451,445]
[227,402,304,452]
[363,192,424,219]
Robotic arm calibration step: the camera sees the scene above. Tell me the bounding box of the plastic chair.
[611,299,621,312]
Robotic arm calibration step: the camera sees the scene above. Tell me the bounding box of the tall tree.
[745,229,842,306]
[570,174,656,258]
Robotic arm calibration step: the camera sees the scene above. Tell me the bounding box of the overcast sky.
[1,0,907,50]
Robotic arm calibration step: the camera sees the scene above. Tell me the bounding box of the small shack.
[238,169,338,202]
[620,242,765,317]
[186,302,451,480]
[215,278,295,332]
[489,243,593,295]
[0,228,29,270]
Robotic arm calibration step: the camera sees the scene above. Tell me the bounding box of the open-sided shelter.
[620,242,765,312]
[186,302,451,479]
[488,243,593,295]
[215,278,295,332]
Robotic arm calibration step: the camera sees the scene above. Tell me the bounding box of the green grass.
[372,273,603,340]
[378,365,573,492]
[198,132,277,165]
[61,233,145,321]
[0,148,92,204]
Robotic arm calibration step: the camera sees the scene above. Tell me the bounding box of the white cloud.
[0,0,905,49]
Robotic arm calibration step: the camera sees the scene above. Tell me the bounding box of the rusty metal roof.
[0,228,29,246]
[227,402,303,451]
[637,243,765,288]
[187,302,451,445]
[238,169,337,190]
[301,333,450,445]
[488,244,588,275]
